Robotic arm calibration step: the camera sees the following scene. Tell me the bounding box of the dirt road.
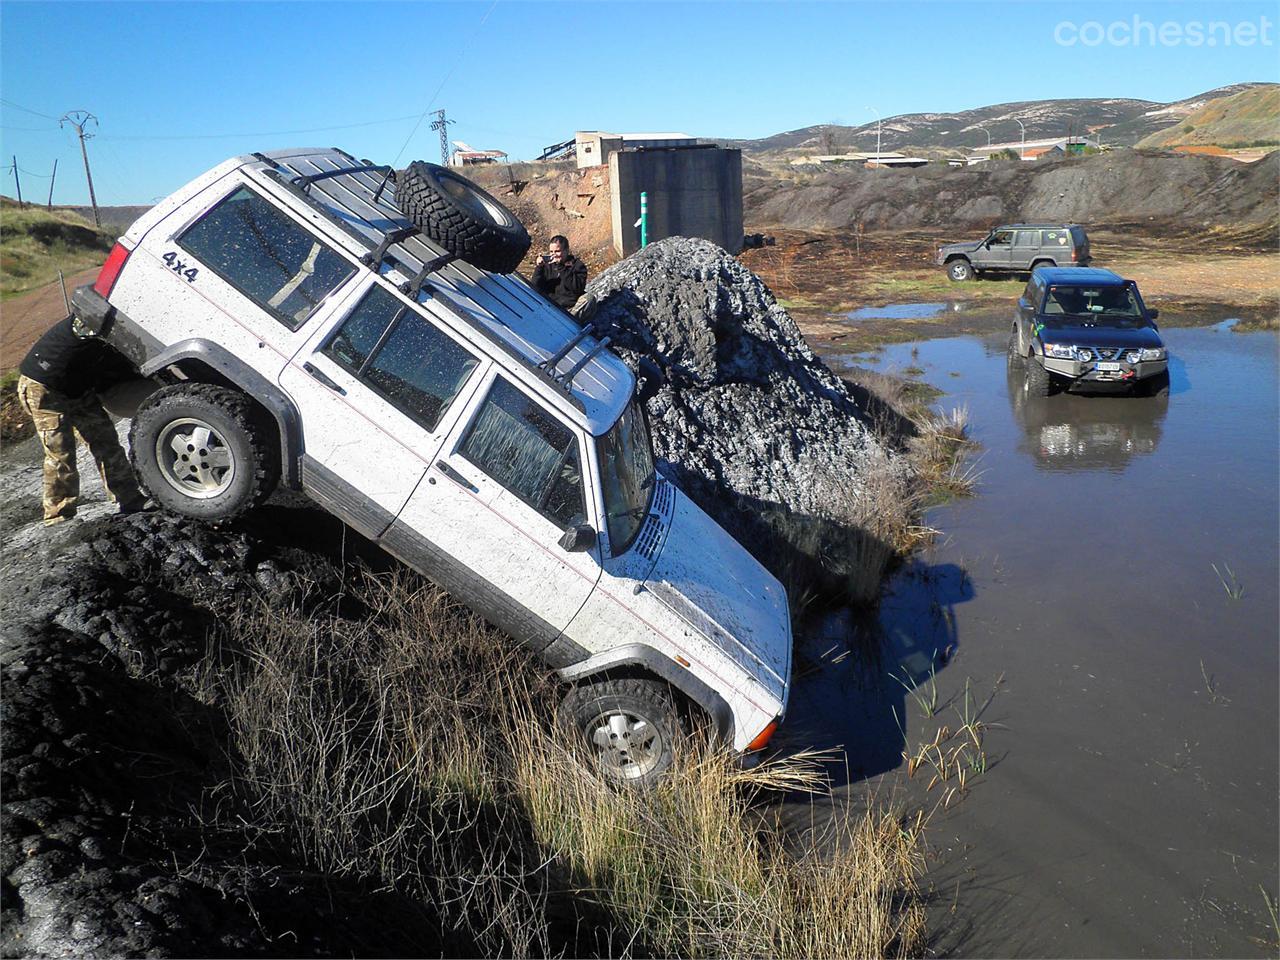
[1,268,99,372]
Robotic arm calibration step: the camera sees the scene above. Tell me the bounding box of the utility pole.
[47,159,57,209]
[60,110,100,226]
[866,106,882,164]
[9,156,24,208]
[1015,118,1026,159]
[429,109,454,167]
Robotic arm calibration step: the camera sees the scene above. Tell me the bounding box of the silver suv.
[937,223,1091,281]
[70,148,792,785]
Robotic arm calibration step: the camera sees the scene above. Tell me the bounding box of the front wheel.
[1006,326,1023,363]
[1024,355,1056,397]
[561,678,683,788]
[947,259,974,282]
[130,383,278,520]
[1139,369,1170,398]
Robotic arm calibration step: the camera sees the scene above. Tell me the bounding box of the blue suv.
[1008,268,1169,397]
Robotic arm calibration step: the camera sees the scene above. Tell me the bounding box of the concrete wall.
[609,147,743,257]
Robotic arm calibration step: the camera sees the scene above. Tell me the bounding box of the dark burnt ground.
[0,509,483,959]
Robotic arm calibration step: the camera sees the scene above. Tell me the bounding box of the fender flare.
[141,339,304,487]
[557,643,736,745]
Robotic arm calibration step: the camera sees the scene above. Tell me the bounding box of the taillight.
[747,718,780,752]
[1071,248,1079,262]
[93,242,131,298]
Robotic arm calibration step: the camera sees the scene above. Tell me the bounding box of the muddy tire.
[130,383,278,520]
[947,259,974,282]
[1030,259,1055,273]
[1140,369,1170,398]
[395,161,530,273]
[561,678,683,788]
[1006,326,1023,364]
[1024,355,1055,397]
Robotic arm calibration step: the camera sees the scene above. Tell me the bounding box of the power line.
[392,0,500,166]
[0,98,60,121]
[98,112,425,142]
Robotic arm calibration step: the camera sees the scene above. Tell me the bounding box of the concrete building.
[964,136,1101,165]
[448,141,507,167]
[789,151,928,168]
[609,145,743,257]
[576,131,698,169]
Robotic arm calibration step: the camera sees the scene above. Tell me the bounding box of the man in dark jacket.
[531,235,588,310]
[18,315,149,525]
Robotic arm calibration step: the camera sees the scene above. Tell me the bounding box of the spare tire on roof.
[395,161,530,274]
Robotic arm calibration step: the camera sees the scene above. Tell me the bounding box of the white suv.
[71,147,791,785]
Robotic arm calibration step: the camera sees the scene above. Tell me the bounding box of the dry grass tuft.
[209,566,928,958]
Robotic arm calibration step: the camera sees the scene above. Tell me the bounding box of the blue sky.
[2,0,1276,205]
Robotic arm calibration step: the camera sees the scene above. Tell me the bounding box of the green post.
[640,191,648,248]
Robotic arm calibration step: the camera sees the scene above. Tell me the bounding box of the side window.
[321,285,479,432]
[179,186,354,330]
[1022,277,1039,303]
[1015,230,1041,247]
[1043,229,1067,247]
[990,230,1013,246]
[460,378,585,528]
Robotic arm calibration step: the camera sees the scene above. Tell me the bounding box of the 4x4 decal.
[161,251,199,284]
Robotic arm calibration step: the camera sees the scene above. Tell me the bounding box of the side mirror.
[557,523,596,552]
[1148,308,1160,321]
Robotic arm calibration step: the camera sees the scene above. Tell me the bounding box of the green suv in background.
[937,223,1091,281]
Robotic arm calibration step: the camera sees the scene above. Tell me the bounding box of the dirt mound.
[0,511,453,958]
[588,237,903,600]
[464,162,618,277]
[744,149,1280,239]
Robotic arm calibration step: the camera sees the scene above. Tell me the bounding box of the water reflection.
[1006,360,1169,472]
[776,560,974,785]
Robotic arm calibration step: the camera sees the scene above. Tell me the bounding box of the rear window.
[179,185,355,330]
[1043,229,1070,248]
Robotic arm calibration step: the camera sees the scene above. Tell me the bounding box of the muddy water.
[795,322,1279,957]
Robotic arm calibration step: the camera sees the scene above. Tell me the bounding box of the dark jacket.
[532,256,588,309]
[20,316,130,395]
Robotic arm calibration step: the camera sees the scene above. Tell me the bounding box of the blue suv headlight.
[1139,347,1167,361]
[1044,343,1077,359]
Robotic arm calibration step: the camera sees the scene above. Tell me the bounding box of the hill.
[743,148,1280,241]
[0,199,114,300]
[721,83,1274,156]
[1136,86,1280,149]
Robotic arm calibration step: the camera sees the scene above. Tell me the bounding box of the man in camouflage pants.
[18,315,149,525]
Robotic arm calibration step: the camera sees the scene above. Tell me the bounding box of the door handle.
[435,460,478,493]
[303,362,345,395]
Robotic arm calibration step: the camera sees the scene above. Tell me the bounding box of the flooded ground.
[790,320,1279,957]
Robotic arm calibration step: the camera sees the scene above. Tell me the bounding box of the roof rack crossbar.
[292,163,393,194]
[362,226,419,268]
[557,336,611,388]
[539,323,595,372]
[399,253,457,298]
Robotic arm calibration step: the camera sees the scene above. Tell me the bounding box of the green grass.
[0,200,112,299]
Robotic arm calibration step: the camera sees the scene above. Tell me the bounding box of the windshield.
[1041,284,1149,328]
[596,400,656,554]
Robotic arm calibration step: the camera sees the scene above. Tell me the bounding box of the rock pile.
[588,237,902,595]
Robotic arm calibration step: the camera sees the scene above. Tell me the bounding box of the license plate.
[1096,362,1121,371]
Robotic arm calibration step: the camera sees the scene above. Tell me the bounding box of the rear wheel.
[561,678,683,788]
[1006,325,1023,363]
[395,161,530,273]
[947,259,974,282]
[130,383,278,520]
[1030,259,1055,273]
